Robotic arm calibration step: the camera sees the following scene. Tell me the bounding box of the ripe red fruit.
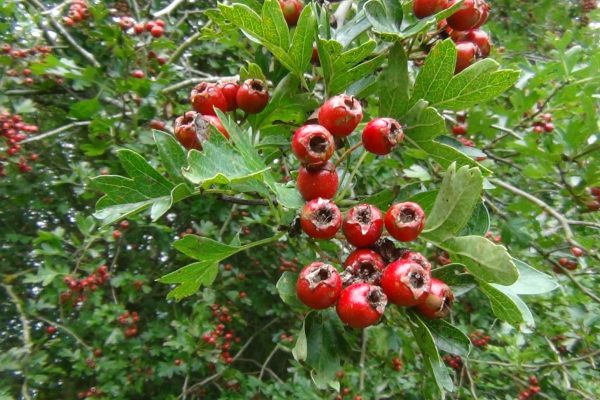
[291,124,335,168]
[47,325,57,334]
[447,0,489,31]
[591,187,600,197]
[341,249,386,286]
[587,200,600,211]
[318,95,363,137]
[149,119,166,130]
[145,21,156,31]
[452,124,467,135]
[150,25,164,38]
[63,17,75,26]
[455,41,478,73]
[236,79,269,114]
[413,0,449,18]
[385,202,426,242]
[174,111,203,150]
[336,283,387,328]
[342,204,384,247]
[134,23,144,34]
[544,122,554,133]
[361,118,404,155]
[279,0,304,26]
[22,68,31,77]
[190,82,228,116]
[416,278,454,319]
[202,115,229,139]
[300,198,342,240]
[112,229,122,239]
[154,19,166,28]
[297,161,339,200]
[400,251,432,271]
[218,81,240,111]
[381,258,432,306]
[119,17,135,31]
[571,247,583,257]
[464,29,491,57]
[296,262,342,309]
[131,70,145,79]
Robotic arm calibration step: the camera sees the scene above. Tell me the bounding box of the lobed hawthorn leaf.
[153,130,187,183]
[158,262,219,301]
[261,0,289,50]
[364,0,403,38]
[173,234,241,262]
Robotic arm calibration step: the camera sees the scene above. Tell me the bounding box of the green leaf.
[423,163,483,242]
[479,282,534,328]
[408,312,454,396]
[426,319,471,357]
[410,40,455,107]
[364,0,403,38]
[459,202,490,236]
[438,236,519,285]
[261,0,290,49]
[276,271,304,307]
[431,264,476,297]
[69,98,101,119]
[173,235,240,262]
[293,313,309,361]
[273,183,305,209]
[504,259,558,295]
[379,42,409,118]
[334,10,371,47]
[153,130,187,182]
[239,62,267,82]
[289,6,317,75]
[157,262,219,301]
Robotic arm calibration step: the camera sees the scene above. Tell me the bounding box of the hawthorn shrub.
[1,1,599,399]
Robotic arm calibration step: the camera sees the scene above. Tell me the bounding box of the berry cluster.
[172,79,269,150]
[77,386,104,399]
[63,1,90,27]
[443,354,463,371]
[3,45,57,86]
[0,112,39,176]
[554,256,578,273]
[518,376,541,400]
[530,113,554,134]
[117,310,140,338]
[278,257,300,273]
[202,304,241,365]
[484,231,502,243]
[119,17,166,38]
[587,186,600,211]
[61,265,110,305]
[391,356,403,371]
[469,330,491,348]
[414,0,492,73]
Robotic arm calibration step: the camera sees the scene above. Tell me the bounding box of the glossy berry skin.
[131,70,145,79]
[361,118,404,155]
[416,278,454,319]
[190,82,228,116]
[150,25,164,38]
[342,249,386,286]
[47,325,57,334]
[413,0,449,19]
[318,94,363,137]
[544,123,554,133]
[452,124,467,135]
[300,198,342,240]
[291,124,335,168]
[336,283,387,328]
[571,247,583,257]
[297,161,338,200]
[296,262,342,309]
[202,115,229,139]
[279,0,304,26]
[455,41,478,73]
[381,259,432,307]
[464,29,491,57]
[218,81,240,111]
[342,204,384,247]
[400,251,432,271]
[385,202,426,242]
[447,0,489,31]
[174,112,202,150]
[236,79,269,114]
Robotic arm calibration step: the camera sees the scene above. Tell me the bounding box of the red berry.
[384,202,426,242]
[455,41,478,73]
[341,248,386,286]
[2,44,11,53]
[291,124,335,168]
[236,79,269,114]
[131,70,145,79]
[342,204,384,247]
[318,94,363,137]
[300,198,342,240]
[590,187,600,197]
[145,21,156,31]
[544,122,554,133]
[150,25,164,38]
[571,247,583,257]
[279,0,304,26]
[218,81,240,111]
[190,82,228,116]
[175,359,182,366]
[528,375,538,386]
[47,325,57,334]
[154,19,166,28]
[400,251,432,271]
[297,161,338,200]
[464,29,491,57]
[296,262,342,309]
[112,229,122,239]
[149,120,166,130]
[587,200,600,211]
[134,23,145,34]
[447,0,489,31]
[413,0,449,18]
[361,118,404,155]
[174,111,202,150]
[22,68,32,77]
[119,17,135,31]
[202,115,229,139]
[452,124,467,136]
[336,283,387,328]
[415,278,454,319]
[381,258,432,306]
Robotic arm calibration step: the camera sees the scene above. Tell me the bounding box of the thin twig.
[467,348,600,369]
[20,121,91,144]
[219,195,273,206]
[464,361,479,400]
[154,0,186,17]
[33,314,92,351]
[544,336,571,389]
[335,141,363,167]
[259,344,280,381]
[2,284,33,353]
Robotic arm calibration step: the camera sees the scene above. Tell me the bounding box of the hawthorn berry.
[413,0,449,18]
[218,81,240,111]
[291,124,335,168]
[587,200,600,211]
[190,82,228,116]
[381,258,432,306]
[447,0,489,31]
[361,118,404,155]
[300,198,342,240]
[297,161,339,200]
[385,202,426,242]
[279,0,304,26]
[296,262,342,309]
[134,23,145,34]
[336,283,387,328]
[150,25,164,38]
[452,124,467,135]
[112,229,122,239]
[149,119,166,130]
[544,122,554,132]
[416,277,454,319]
[342,204,384,247]
[400,251,432,271]
[236,79,269,114]
[341,248,386,286]
[464,29,491,58]
[131,70,145,79]
[47,325,57,334]
[455,41,478,73]
[119,17,135,31]
[174,111,202,150]
[318,94,363,137]
[571,247,583,257]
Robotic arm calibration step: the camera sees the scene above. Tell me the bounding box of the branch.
[33,314,92,351]
[1,284,33,353]
[219,195,273,206]
[258,344,280,381]
[20,121,90,144]
[154,0,186,17]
